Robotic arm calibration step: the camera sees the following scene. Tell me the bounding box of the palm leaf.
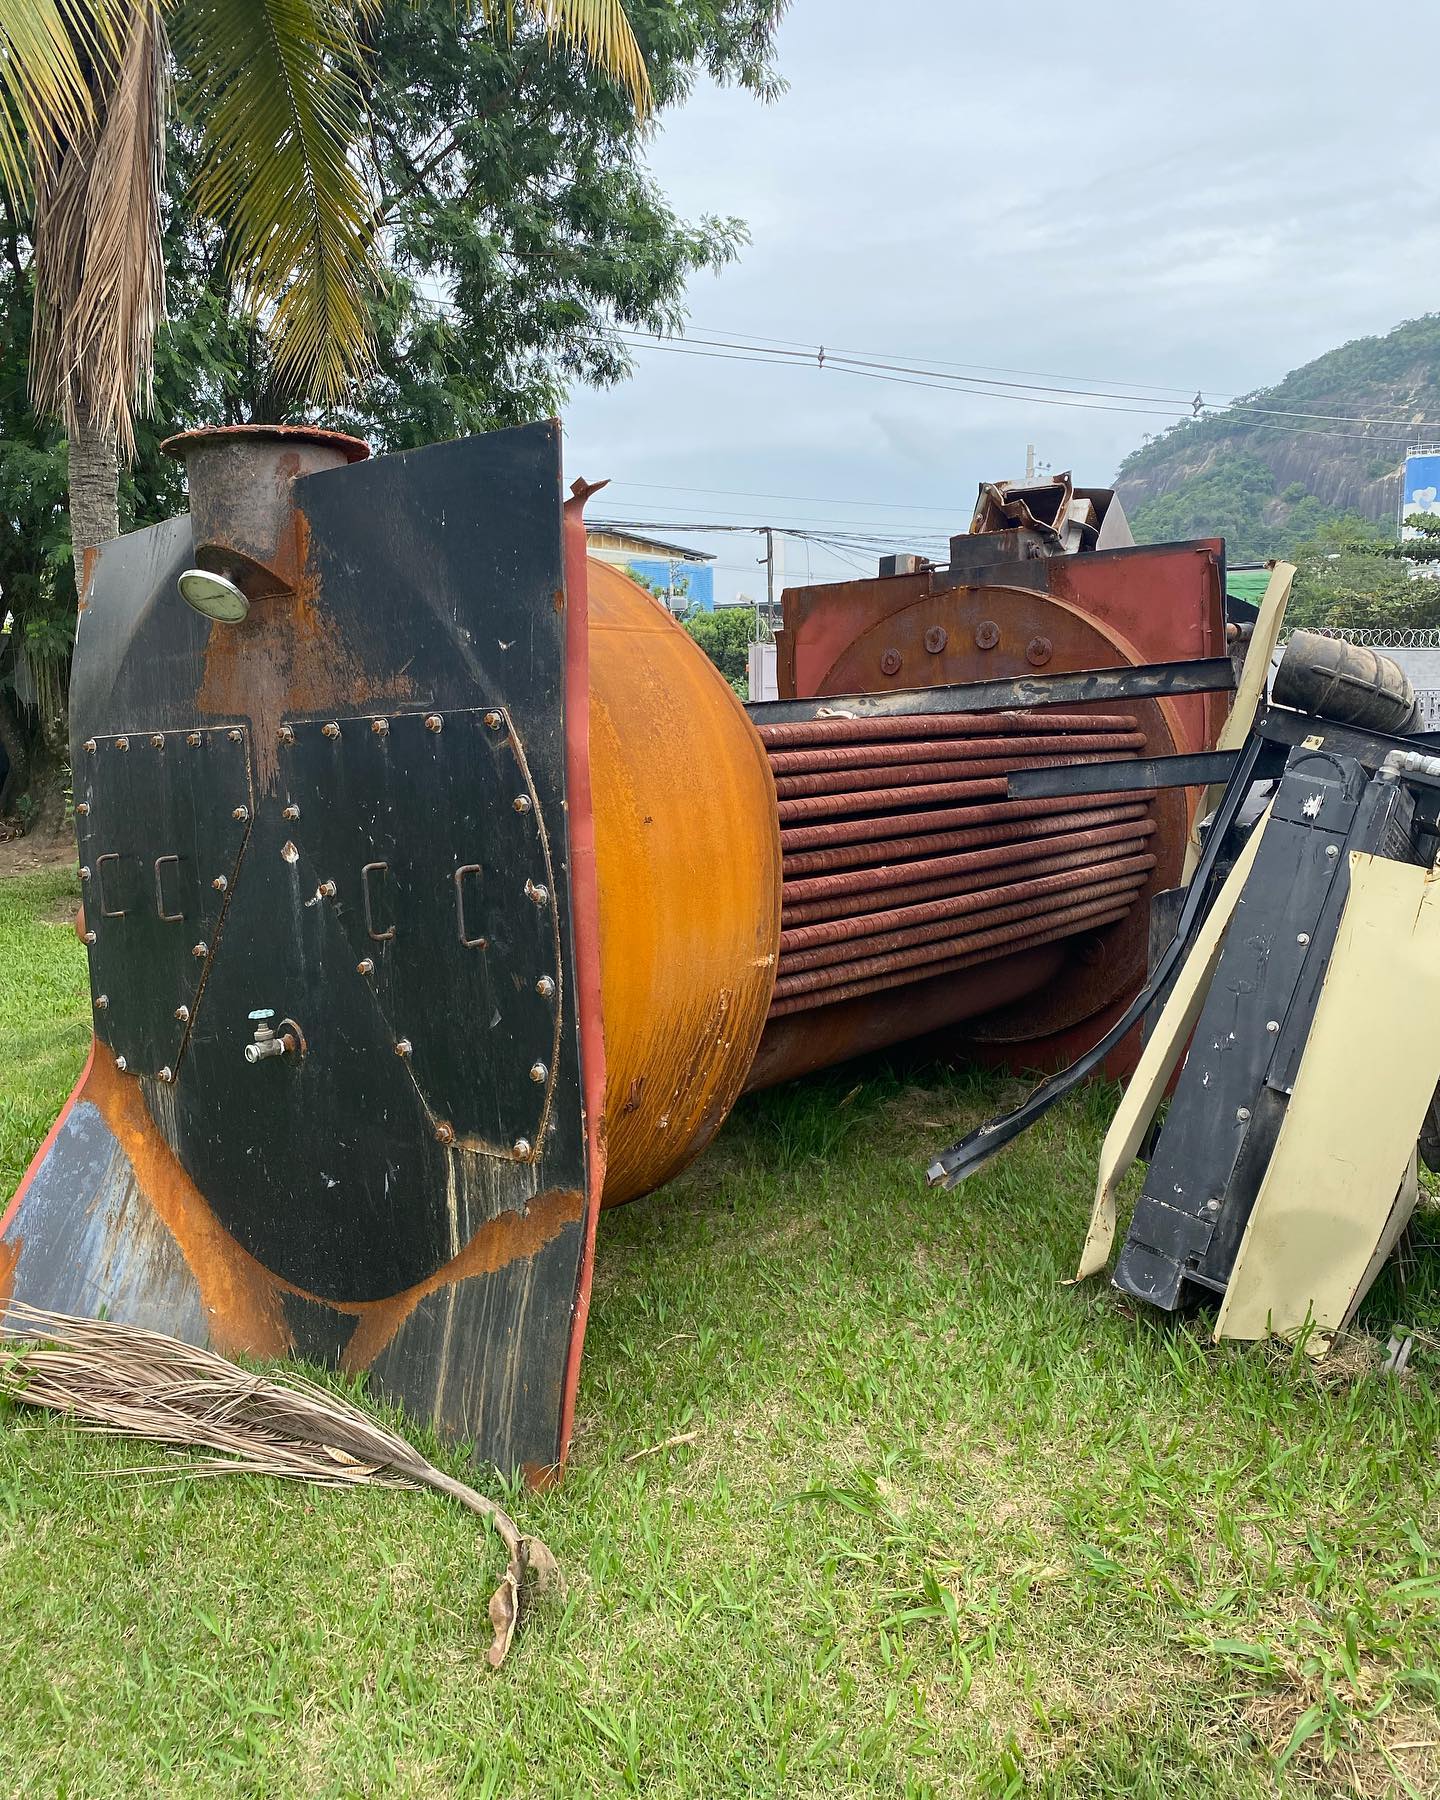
[528,0,651,114]
[174,0,380,402]
[0,0,139,199]
[29,0,167,454]
[0,1302,560,1669]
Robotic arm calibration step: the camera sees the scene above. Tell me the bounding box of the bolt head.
[80,866,91,881]
[83,930,96,945]
[1297,932,1310,945]
[278,725,295,745]
[151,733,165,749]
[84,739,97,754]
[158,1066,174,1084]
[425,714,443,733]
[435,1122,455,1145]
[95,994,108,1010]
[1236,1107,1251,1122]
[535,975,555,998]
[357,958,374,976]
[975,621,1001,650]
[319,879,337,898]
[513,795,532,814]
[283,804,300,822]
[395,1038,412,1058]
[1325,844,1339,859]
[115,1055,128,1073]
[76,802,90,816]
[529,1061,549,1085]
[212,875,228,892]
[232,806,249,822]
[1265,1019,1279,1033]
[484,711,503,730]
[513,1137,533,1158]
[116,736,129,751]
[879,648,902,676]
[371,718,389,736]
[174,1005,190,1023]
[525,880,549,907]
[192,941,208,959]
[322,721,341,739]
[228,728,243,743]
[1025,636,1053,667]
[186,732,201,748]
[923,625,948,655]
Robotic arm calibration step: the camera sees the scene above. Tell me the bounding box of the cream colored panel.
[1216,853,1440,1344]
[1183,560,1293,881]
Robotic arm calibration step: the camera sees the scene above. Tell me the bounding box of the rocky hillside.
[1115,314,1440,562]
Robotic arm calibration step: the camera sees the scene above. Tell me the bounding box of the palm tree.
[0,1,650,588]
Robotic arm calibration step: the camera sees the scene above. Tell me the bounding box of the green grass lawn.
[2,866,1439,1798]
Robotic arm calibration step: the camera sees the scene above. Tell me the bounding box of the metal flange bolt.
[83,930,96,945]
[115,1055,128,1072]
[151,734,165,749]
[175,1005,190,1023]
[395,1038,413,1058]
[212,875,228,892]
[372,718,389,736]
[513,795,531,814]
[513,1137,532,1157]
[322,721,341,740]
[435,1121,455,1145]
[95,994,108,1010]
[279,725,295,745]
[535,975,555,998]
[158,1066,174,1084]
[529,1061,549,1085]
[116,736,130,752]
[425,714,443,733]
[84,739,97,754]
[283,804,300,821]
[525,879,549,908]
[228,728,243,744]
[232,806,249,822]
[76,802,90,816]
[192,941,208,959]
[357,958,374,977]
[484,711,503,730]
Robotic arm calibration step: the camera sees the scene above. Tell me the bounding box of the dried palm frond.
[0,1302,559,1669]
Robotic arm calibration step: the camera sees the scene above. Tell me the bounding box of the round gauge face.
[178,567,250,624]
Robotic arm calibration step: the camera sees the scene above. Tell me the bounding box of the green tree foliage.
[682,605,767,696]
[1285,514,1440,631]
[0,1,784,794]
[1128,450,1373,564]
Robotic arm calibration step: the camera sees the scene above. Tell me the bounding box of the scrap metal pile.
[4,419,1401,1479]
[930,629,1440,1350]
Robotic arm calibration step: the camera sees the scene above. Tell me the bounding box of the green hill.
[1115,314,1440,561]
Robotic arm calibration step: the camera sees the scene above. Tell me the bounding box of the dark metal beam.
[1007,749,1242,800]
[746,658,1237,727]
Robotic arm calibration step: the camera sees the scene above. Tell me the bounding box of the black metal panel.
[1006,750,1241,800]
[76,726,252,1078]
[747,657,1237,727]
[13,421,593,1474]
[1112,752,1372,1309]
[273,707,562,1151]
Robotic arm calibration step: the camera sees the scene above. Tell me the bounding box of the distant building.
[586,526,715,611]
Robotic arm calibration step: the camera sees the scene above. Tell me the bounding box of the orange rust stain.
[82,1046,290,1357]
[340,1186,585,1369]
[586,559,782,1206]
[63,1048,586,1377]
[195,511,415,794]
[0,1235,19,1309]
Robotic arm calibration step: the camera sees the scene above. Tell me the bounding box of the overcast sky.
[563,0,1440,599]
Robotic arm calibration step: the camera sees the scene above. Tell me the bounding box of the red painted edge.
[553,477,609,1475]
[1,1041,97,1239]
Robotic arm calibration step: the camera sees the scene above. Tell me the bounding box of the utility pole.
[758,527,776,638]
[1025,443,1035,483]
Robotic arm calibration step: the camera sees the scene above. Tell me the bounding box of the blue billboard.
[1403,452,1440,538]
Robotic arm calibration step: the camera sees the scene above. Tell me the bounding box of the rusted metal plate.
[5,422,597,1478]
